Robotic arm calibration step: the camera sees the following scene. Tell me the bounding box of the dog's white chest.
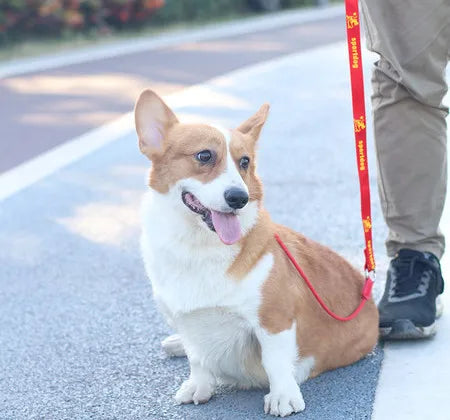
[142,229,241,315]
[140,191,273,316]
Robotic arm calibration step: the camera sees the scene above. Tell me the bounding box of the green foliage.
[0,0,315,44]
[284,0,316,6]
[152,0,249,24]
[0,0,165,41]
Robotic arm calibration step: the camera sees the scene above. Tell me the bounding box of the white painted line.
[2,27,449,416]
[0,41,346,202]
[372,270,450,420]
[0,4,343,79]
[0,112,133,201]
[372,67,450,420]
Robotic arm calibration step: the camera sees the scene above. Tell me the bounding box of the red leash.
[275,0,375,322]
[275,234,374,321]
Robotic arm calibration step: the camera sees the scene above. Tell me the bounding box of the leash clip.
[365,269,376,282]
[362,269,375,300]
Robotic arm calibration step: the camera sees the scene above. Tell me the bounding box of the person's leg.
[362,0,449,257]
[361,0,449,338]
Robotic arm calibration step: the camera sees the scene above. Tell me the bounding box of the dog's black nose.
[224,187,249,209]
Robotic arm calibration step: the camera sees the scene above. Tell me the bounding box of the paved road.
[1,6,449,420]
[0,14,344,173]
[0,35,389,418]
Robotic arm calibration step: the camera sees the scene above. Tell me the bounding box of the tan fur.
[135,89,379,380]
[135,89,265,195]
[148,124,228,193]
[227,210,272,279]
[259,221,378,377]
[227,206,378,377]
[230,103,378,378]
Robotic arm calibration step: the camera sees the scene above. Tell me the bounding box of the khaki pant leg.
[361,0,449,258]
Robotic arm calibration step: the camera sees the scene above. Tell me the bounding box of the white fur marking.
[177,124,249,214]
[175,361,216,405]
[142,189,275,387]
[141,188,265,312]
[161,334,186,357]
[211,124,249,196]
[295,356,315,384]
[256,323,307,416]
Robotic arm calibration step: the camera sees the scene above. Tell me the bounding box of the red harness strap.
[275,0,375,322]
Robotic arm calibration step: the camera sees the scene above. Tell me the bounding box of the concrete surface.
[0,42,386,420]
[1,38,449,420]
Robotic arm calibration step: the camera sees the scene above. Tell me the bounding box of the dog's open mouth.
[182,191,242,245]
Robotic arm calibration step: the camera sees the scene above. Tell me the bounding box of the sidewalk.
[0,41,448,419]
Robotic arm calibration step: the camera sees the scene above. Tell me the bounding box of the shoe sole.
[379,319,437,340]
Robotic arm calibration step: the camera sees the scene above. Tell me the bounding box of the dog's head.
[135,89,269,245]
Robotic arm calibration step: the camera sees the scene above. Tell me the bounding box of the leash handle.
[273,0,376,322]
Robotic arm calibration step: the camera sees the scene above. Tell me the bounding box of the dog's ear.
[237,103,269,142]
[134,89,178,158]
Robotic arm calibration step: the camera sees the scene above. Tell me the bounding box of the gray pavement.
[0,42,387,419]
[0,14,344,174]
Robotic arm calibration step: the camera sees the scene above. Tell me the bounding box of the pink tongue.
[211,211,242,245]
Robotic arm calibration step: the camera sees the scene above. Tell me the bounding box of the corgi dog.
[135,89,378,417]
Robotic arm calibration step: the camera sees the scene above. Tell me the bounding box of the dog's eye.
[239,156,250,170]
[196,150,213,163]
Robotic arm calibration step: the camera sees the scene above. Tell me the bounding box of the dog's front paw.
[174,379,213,405]
[263,386,305,417]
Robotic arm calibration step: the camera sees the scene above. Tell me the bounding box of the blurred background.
[1,2,449,419]
[0,0,336,175]
[0,0,325,48]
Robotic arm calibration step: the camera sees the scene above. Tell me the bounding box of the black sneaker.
[379,248,444,340]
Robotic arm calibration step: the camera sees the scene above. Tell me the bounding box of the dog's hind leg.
[162,334,186,357]
[295,356,315,384]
